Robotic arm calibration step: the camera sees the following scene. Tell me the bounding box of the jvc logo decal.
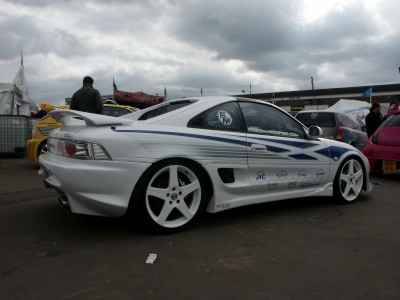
[256,171,265,182]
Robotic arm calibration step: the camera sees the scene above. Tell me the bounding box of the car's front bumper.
[39,153,151,217]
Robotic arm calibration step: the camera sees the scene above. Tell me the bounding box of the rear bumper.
[38,153,151,217]
[363,143,400,173]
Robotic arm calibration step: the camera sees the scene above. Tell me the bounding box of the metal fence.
[0,115,32,157]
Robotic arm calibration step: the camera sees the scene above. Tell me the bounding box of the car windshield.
[383,114,400,127]
[296,112,336,127]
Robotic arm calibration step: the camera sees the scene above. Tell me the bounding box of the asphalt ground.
[0,157,399,300]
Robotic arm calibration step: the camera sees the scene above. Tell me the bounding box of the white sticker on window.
[217,110,233,125]
[248,126,299,137]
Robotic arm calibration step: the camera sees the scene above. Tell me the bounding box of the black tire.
[37,142,48,160]
[333,157,364,203]
[133,159,208,234]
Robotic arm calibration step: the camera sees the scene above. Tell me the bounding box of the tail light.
[48,138,111,160]
[336,127,343,141]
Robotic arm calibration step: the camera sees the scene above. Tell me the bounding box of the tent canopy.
[0,62,30,116]
[326,99,371,124]
[327,99,370,111]
[0,83,24,115]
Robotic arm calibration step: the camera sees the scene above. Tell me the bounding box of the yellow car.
[27,103,138,162]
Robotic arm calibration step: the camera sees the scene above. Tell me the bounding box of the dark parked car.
[295,110,368,149]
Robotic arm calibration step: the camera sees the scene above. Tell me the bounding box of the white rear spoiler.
[48,109,133,126]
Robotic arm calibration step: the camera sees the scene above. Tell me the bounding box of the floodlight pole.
[311,76,318,110]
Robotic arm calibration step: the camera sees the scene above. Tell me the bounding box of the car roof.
[296,110,336,114]
[123,96,289,125]
[295,110,356,118]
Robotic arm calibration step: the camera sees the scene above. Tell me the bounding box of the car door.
[238,101,331,195]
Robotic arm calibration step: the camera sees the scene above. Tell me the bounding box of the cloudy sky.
[1,0,400,106]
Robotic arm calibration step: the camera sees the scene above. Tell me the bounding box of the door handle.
[251,144,267,151]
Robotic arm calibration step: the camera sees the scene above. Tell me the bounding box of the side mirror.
[308,125,323,138]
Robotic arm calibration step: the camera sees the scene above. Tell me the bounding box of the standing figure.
[365,102,383,137]
[70,76,103,114]
[386,98,400,119]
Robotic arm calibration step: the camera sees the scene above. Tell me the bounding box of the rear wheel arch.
[135,157,214,201]
[128,157,213,233]
[37,140,48,160]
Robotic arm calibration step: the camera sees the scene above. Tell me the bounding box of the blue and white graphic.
[39,96,372,234]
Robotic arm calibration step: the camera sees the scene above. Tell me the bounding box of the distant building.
[238,83,400,111]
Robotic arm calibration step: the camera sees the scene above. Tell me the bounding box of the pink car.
[362,112,400,174]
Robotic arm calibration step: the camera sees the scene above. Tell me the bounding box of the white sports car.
[39,96,372,233]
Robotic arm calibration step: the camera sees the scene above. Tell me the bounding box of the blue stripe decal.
[249,136,319,149]
[289,153,318,160]
[114,129,248,146]
[315,146,351,159]
[115,129,321,158]
[262,144,289,153]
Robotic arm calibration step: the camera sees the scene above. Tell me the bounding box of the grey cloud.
[0,14,89,60]
[2,0,400,104]
[167,0,302,60]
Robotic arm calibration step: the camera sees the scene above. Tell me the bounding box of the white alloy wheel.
[334,158,364,202]
[137,161,207,233]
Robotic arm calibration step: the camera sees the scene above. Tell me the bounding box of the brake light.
[48,138,111,160]
[65,141,77,156]
[336,127,343,141]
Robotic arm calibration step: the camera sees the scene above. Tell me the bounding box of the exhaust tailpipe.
[58,196,69,209]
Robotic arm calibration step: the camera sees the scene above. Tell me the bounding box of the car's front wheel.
[333,157,364,203]
[134,160,208,233]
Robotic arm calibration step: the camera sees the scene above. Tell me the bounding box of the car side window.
[357,118,367,132]
[239,102,306,138]
[339,113,360,130]
[188,102,244,132]
[139,101,193,121]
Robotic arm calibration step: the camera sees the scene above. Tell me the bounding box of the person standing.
[365,102,384,137]
[70,76,103,114]
[386,98,400,119]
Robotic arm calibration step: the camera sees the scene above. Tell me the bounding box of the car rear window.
[296,112,336,127]
[383,114,400,127]
[138,100,193,120]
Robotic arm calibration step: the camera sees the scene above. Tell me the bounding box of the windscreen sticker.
[217,110,232,126]
[248,126,299,137]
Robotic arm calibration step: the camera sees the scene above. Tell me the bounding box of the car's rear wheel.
[333,157,364,203]
[134,160,208,233]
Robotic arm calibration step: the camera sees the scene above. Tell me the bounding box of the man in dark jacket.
[365,102,383,137]
[70,76,103,114]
